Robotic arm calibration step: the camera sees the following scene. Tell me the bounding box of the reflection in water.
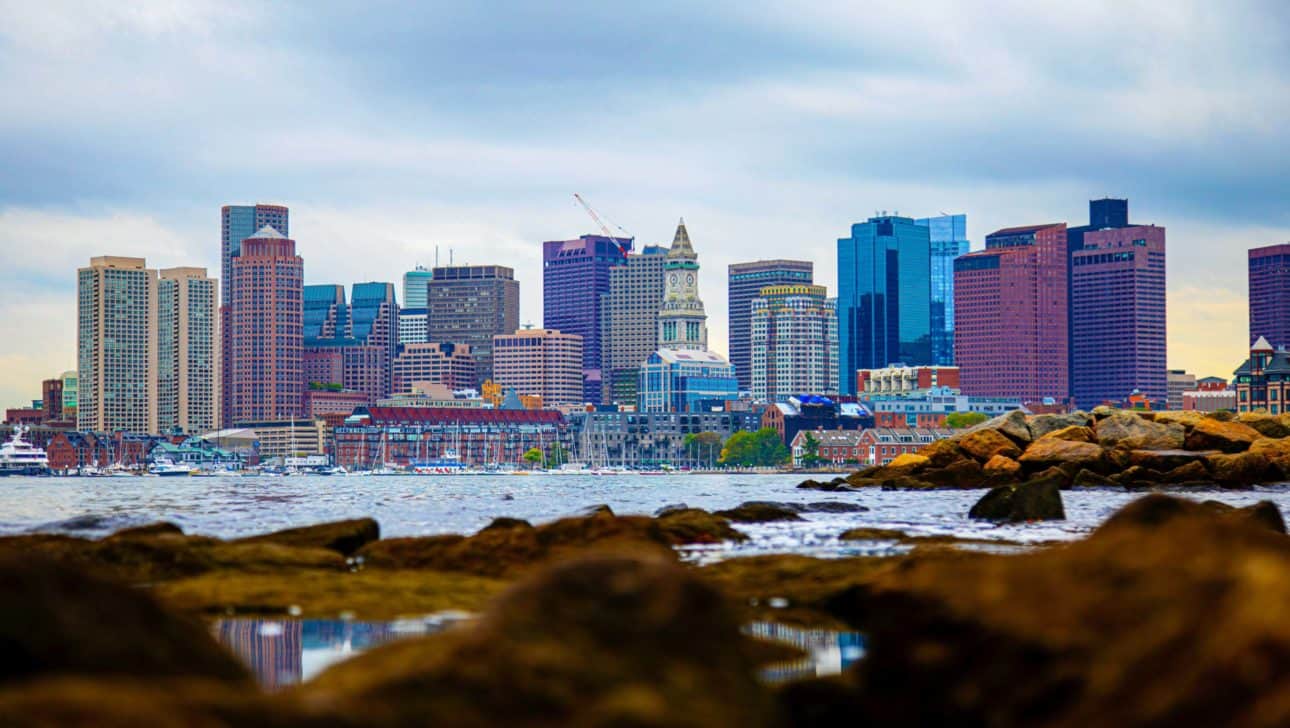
[214,614,863,689]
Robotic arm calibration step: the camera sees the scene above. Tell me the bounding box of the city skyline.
[2,3,1288,408]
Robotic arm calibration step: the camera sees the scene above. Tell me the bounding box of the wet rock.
[655,508,749,544]
[299,557,776,727]
[969,409,1033,445]
[479,517,533,532]
[1028,412,1093,439]
[106,522,185,539]
[1208,409,1236,422]
[653,503,690,517]
[983,454,1022,478]
[918,438,967,467]
[1017,438,1108,473]
[716,502,805,523]
[1098,493,1285,535]
[1036,424,1095,443]
[1125,448,1215,471]
[775,676,868,727]
[1162,460,1211,484]
[1184,418,1261,453]
[1095,412,1185,450]
[579,504,616,517]
[1236,412,1290,438]
[958,428,1023,462]
[1152,410,1209,429]
[0,556,251,686]
[236,518,380,556]
[883,452,930,474]
[919,458,988,488]
[968,470,1065,522]
[1248,436,1290,478]
[804,501,870,513]
[1204,451,1274,486]
[1111,465,1166,488]
[1090,404,1117,419]
[1071,469,1115,487]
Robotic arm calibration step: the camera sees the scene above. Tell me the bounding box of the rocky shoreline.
[1,467,1288,725]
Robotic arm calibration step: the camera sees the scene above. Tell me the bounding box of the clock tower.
[658,218,708,351]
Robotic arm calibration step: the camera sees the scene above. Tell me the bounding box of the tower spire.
[667,218,695,259]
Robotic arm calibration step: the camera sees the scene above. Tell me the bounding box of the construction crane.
[573,193,633,243]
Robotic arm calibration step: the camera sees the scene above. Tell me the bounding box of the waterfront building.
[837,215,933,393]
[567,409,761,468]
[402,265,433,309]
[601,244,668,405]
[1233,337,1290,414]
[913,214,970,366]
[40,377,63,423]
[1167,370,1197,411]
[1070,222,1167,410]
[398,308,428,345]
[857,427,955,466]
[4,408,44,426]
[77,256,158,434]
[425,265,519,385]
[789,429,868,467]
[1183,378,1236,412]
[377,382,484,409]
[301,387,370,417]
[220,204,288,426]
[391,343,477,394]
[749,284,838,402]
[236,418,327,461]
[728,260,813,392]
[492,328,585,407]
[157,267,219,434]
[856,365,961,396]
[761,395,871,446]
[543,234,632,403]
[303,282,399,404]
[954,223,1070,403]
[334,406,570,468]
[226,227,304,425]
[865,388,1024,428]
[1248,243,1290,349]
[46,431,111,472]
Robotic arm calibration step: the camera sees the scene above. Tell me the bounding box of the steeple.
[666,218,695,259]
[657,217,707,351]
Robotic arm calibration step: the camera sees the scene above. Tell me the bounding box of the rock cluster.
[803,408,1290,491]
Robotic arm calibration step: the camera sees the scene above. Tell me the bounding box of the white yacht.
[0,426,50,476]
[148,456,195,477]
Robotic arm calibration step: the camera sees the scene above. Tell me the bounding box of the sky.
[1,1,1288,408]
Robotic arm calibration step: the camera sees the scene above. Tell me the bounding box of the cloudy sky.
[1,1,1287,408]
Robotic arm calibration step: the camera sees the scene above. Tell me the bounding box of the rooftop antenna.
[435,245,439,267]
[450,248,454,266]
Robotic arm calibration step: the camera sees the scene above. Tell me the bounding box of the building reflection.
[745,622,867,682]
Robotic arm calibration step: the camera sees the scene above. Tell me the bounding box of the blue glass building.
[637,349,739,413]
[837,215,932,394]
[914,214,970,366]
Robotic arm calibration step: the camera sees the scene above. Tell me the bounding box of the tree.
[683,431,723,467]
[799,431,822,467]
[945,411,989,429]
[522,447,544,467]
[546,442,568,468]
[720,428,790,468]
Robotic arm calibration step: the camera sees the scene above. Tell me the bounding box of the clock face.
[670,273,678,286]
[686,273,694,285]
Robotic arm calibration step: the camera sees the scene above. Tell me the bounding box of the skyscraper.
[1249,243,1290,349]
[391,342,476,394]
[227,226,303,425]
[220,204,288,426]
[600,244,668,405]
[836,215,932,394]
[954,223,1069,403]
[397,308,428,345]
[157,267,219,434]
[302,282,399,403]
[913,214,969,366]
[749,284,838,402]
[77,256,158,434]
[402,265,433,309]
[543,234,632,404]
[492,328,585,407]
[728,260,813,391]
[1071,222,1166,409]
[425,265,520,384]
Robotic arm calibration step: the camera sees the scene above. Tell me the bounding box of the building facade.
[601,244,668,405]
[657,220,708,351]
[858,427,955,466]
[492,328,585,407]
[543,234,632,404]
[334,406,570,469]
[1233,337,1290,414]
[425,265,519,385]
[864,389,1023,428]
[392,342,477,394]
[761,396,871,446]
[749,284,838,402]
[77,256,158,434]
[220,204,288,427]
[1070,224,1167,410]
[856,365,961,396]
[402,265,433,310]
[568,409,761,468]
[954,223,1070,403]
[913,214,970,366]
[837,215,933,393]
[157,267,219,434]
[226,227,304,425]
[1248,243,1290,349]
[303,282,399,405]
[398,308,428,345]
[728,260,813,392]
[638,350,739,413]
[1167,370,1197,411]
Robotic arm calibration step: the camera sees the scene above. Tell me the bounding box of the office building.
[402,265,433,309]
[543,234,632,404]
[157,267,219,434]
[226,227,303,425]
[392,342,477,394]
[761,395,871,446]
[334,406,571,469]
[1167,370,1197,411]
[866,390,1022,428]
[749,284,838,402]
[77,256,158,434]
[837,215,932,394]
[1248,243,1290,349]
[398,308,428,345]
[60,371,78,421]
[954,223,1070,403]
[728,260,813,391]
[425,265,519,384]
[220,204,287,426]
[601,244,668,405]
[303,282,399,404]
[913,214,970,366]
[856,365,961,395]
[492,328,585,407]
[1070,222,1167,409]
[568,409,762,468]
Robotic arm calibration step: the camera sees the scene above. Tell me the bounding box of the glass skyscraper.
[914,214,969,366]
[837,215,932,394]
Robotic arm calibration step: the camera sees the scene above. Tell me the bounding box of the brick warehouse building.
[333,406,570,469]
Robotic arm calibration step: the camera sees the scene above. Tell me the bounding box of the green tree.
[683,431,723,467]
[546,442,568,468]
[945,411,990,429]
[799,431,822,467]
[720,428,790,468]
[522,447,544,467]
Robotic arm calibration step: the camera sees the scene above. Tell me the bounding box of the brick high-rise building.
[749,284,837,402]
[392,342,476,394]
[954,223,1069,403]
[1248,243,1290,349]
[1070,223,1167,409]
[227,227,303,425]
[543,234,631,404]
[426,265,519,385]
[157,267,220,434]
[492,328,584,407]
[600,244,668,405]
[77,256,158,434]
[728,260,813,392]
[220,204,288,426]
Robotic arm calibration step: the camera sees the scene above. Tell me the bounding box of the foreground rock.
[235,518,380,556]
[716,501,805,523]
[968,470,1066,522]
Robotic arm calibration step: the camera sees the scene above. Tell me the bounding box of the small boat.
[148,457,195,477]
[0,426,50,476]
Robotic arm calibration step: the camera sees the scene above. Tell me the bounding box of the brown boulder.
[1027,412,1093,439]
[1236,412,1290,438]
[968,470,1066,522]
[884,452,930,474]
[1185,418,1262,453]
[1126,448,1215,472]
[655,509,749,544]
[1097,493,1286,535]
[1017,438,1107,472]
[920,458,988,488]
[1249,436,1290,478]
[1071,469,1115,487]
[1152,410,1209,428]
[1094,412,1185,450]
[974,409,1033,444]
[983,454,1022,478]
[958,428,1023,462]
[1162,460,1211,484]
[1204,451,1275,486]
[236,518,380,556]
[918,438,967,467]
[716,501,805,523]
[1038,425,1094,443]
